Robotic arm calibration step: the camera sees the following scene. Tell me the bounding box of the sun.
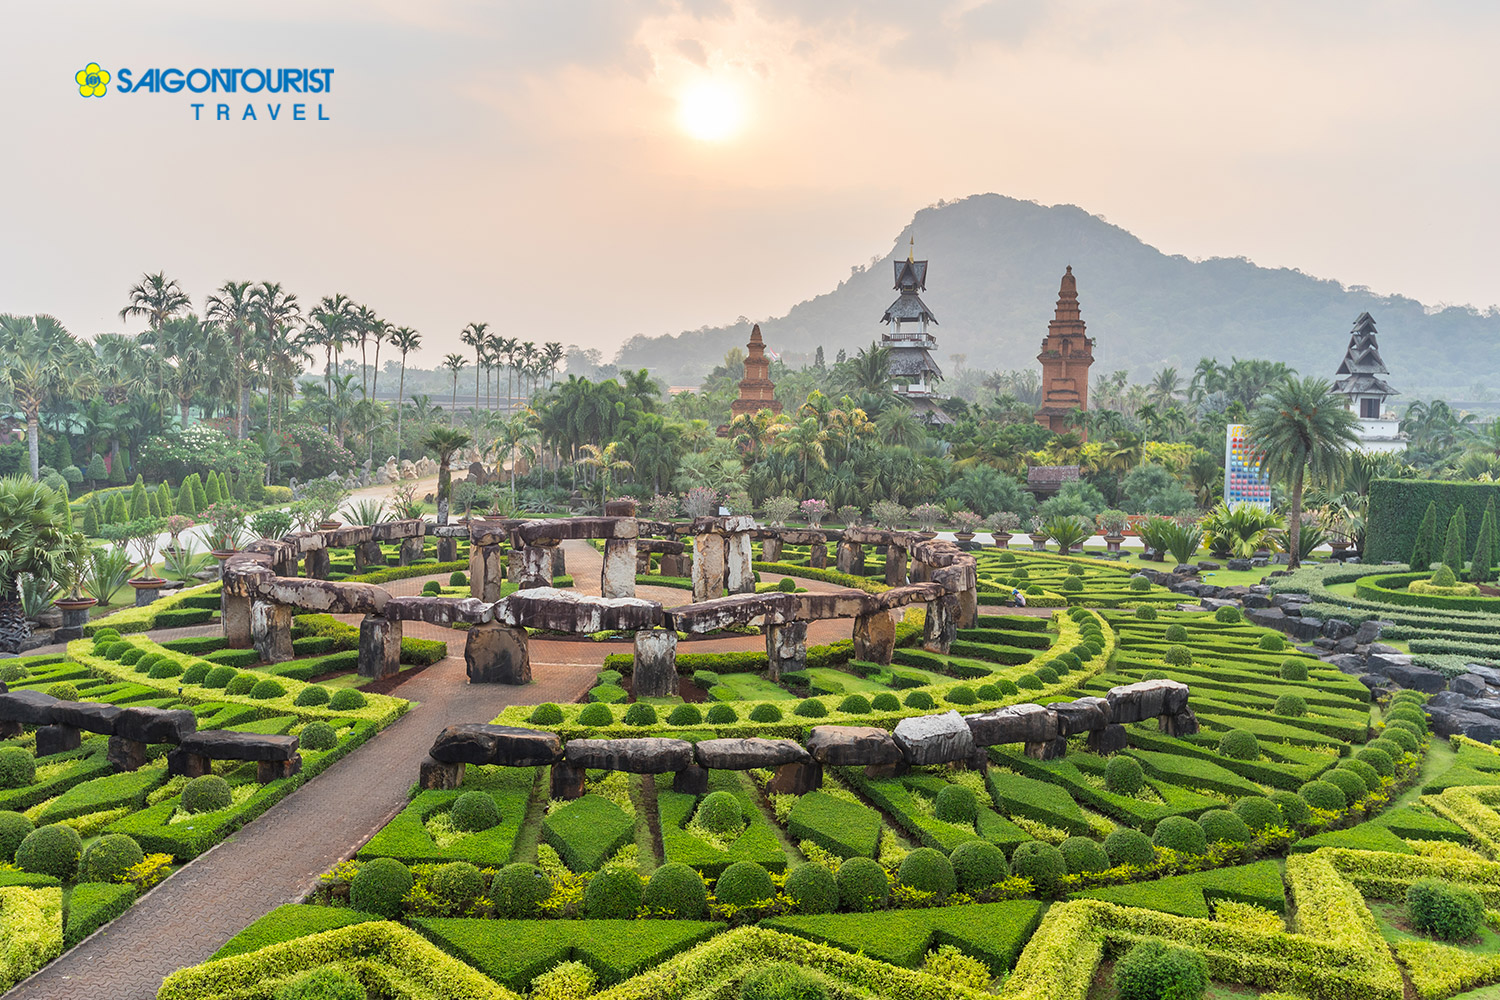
[676,78,746,143]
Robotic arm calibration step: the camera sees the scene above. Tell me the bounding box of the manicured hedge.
[1366,478,1500,563]
[542,794,635,873]
[785,791,882,860]
[63,881,136,948]
[358,771,535,866]
[209,904,380,960]
[657,772,786,878]
[82,582,221,636]
[1069,860,1286,918]
[1355,571,1500,613]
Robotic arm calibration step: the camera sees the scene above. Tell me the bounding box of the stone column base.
[35,724,81,757]
[550,761,586,799]
[108,736,149,772]
[765,621,808,681]
[165,748,213,778]
[470,544,504,601]
[436,537,458,562]
[223,592,252,649]
[632,630,678,698]
[1024,737,1068,761]
[399,536,426,566]
[673,765,710,794]
[258,756,303,783]
[766,760,822,794]
[852,611,896,666]
[922,595,958,654]
[304,548,331,580]
[359,614,402,680]
[251,601,294,663]
[1087,724,1128,754]
[465,622,531,684]
[420,756,465,790]
[601,537,638,599]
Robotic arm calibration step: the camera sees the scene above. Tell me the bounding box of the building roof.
[882,294,938,325]
[1332,312,1397,397]
[888,348,944,378]
[893,258,928,291]
[1332,372,1398,397]
[900,393,954,424]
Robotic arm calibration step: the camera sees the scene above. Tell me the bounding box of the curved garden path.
[4,539,881,999]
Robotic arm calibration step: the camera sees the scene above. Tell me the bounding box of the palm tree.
[836,342,894,397]
[1148,367,1181,408]
[442,353,467,416]
[497,336,518,413]
[119,272,190,331]
[1249,377,1360,568]
[307,294,355,406]
[149,315,228,427]
[0,476,74,651]
[578,442,632,500]
[205,280,256,439]
[420,426,472,524]
[777,417,830,490]
[351,304,378,399]
[250,282,303,430]
[461,322,489,424]
[489,412,538,500]
[0,315,94,480]
[543,342,565,391]
[389,326,422,460]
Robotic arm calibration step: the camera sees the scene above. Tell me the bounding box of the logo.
[75,63,110,98]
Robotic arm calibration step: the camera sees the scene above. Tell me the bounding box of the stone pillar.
[0,720,21,740]
[661,552,686,577]
[551,546,566,577]
[35,724,81,757]
[465,622,531,684]
[692,532,727,601]
[632,629,678,698]
[56,603,91,642]
[271,547,298,577]
[761,536,782,563]
[836,540,864,575]
[765,621,808,681]
[636,546,652,573]
[726,531,754,595]
[223,591,253,649]
[602,538,638,599]
[517,543,554,590]
[436,536,458,562]
[353,540,385,573]
[957,586,979,629]
[766,760,822,794]
[165,748,213,778]
[852,611,896,666]
[470,544,505,601]
[399,536,426,566]
[258,757,302,783]
[1025,737,1067,760]
[420,756,465,790]
[304,547,331,580]
[250,601,294,663]
[108,736,149,772]
[1087,724,1128,754]
[909,559,930,584]
[551,761,586,799]
[673,765,710,794]
[809,540,828,569]
[885,545,909,587]
[922,595,958,655]
[508,548,527,586]
[358,614,402,680]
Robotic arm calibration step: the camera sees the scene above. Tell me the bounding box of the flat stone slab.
[513,517,637,544]
[775,529,828,546]
[804,726,903,766]
[794,592,878,621]
[1048,697,1110,736]
[564,737,694,773]
[1106,680,1189,724]
[965,704,1058,745]
[178,731,299,761]
[384,596,495,625]
[0,690,58,725]
[893,710,975,765]
[694,738,811,770]
[667,593,800,632]
[48,700,123,734]
[873,583,947,611]
[371,519,426,541]
[251,577,390,615]
[495,587,663,632]
[323,525,375,547]
[429,723,563,766]
[114,707,197,744]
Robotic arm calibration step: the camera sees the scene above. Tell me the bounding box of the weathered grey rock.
[1048,697,1109,736]
[1159,708,1200,737]
[669,593,799,632]
[965,704,1058,745]
[512,542,553,589]
[398,535,426,566]
[805,726,903,766]
[513,517,637,544]
[852,611,896,666]
[1285,615,1323,641]
[114,707,196,744]
[1451,673,1490,698]
[884,543,909,586]
[922,594,958,655]
[765,620,808,681]
[726,530,755,596]
[551,761,586,799]
[470,543,505,602]
[1227,558,1252,571]
[252,577,390,616]
[222,589,253,647]
[107,736,149,771]
[1245,607,1286,629]
[384,596,494,625]
[692,531,727,601]
[564,737,694,773]
[430,723,564,766]
[694,737,811,770]
[35,724,81,756]
[1086,723,1128,754]
[874,583,948,612]
[1106,680,1189,724]
[419,756,465,790]
[0,689,58,725]
[1333,637,1359,655]
[179,730,299,761]
[1463,664,1500,687]
[48,700,122,734]
[1354,620,1387,644]
[795,592,878,621]
[601,537,638,599]
[251,600,294,663]
[632,630,679,698]
[766,760,823,794]
[1427,708,1500,744]
[1326,653,1367,675]
[835,539,864,575]
[465,622,531,685]
[495,588,662,633]
[1383,662,1447,694]
[257,757,302,783]
[1321,618,1356,640]
[893,710,976,765]
[358,614,402,680]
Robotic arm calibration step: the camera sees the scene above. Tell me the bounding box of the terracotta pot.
[954,532,975,543]
[128,577,168,588]
[991,531,1012,549]
[1029,532,1049,551]
[917,530,939,540]
[55,597,97,611]
[317,520,343,531]
[1105,532,1126,554]
[210,549,236,560]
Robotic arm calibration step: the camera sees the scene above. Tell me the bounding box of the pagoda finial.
[749,323,763,345]
[908,236,915,262]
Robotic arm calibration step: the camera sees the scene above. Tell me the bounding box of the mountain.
[613,193,1499,398]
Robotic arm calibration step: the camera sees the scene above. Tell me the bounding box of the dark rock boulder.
[694,738,810,770]
[1383,663,1447,694]
[429,723,563,766]
[114,707,196,744]
[0,690,57,725]
[564,737,694,773]
[963,704,1058,746]
[1107,680,1189,724]
[48,700,123,735]
[892,711,976,766]
[804,726,903,766]
[1047,697,1109,736]
[1451,674,1490,698]
[178,730,299,761]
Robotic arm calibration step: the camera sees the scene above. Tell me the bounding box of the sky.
[3,0,1499,368]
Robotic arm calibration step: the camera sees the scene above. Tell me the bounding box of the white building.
[1331,312,1406,454]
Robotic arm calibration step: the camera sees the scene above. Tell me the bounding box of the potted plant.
[164,514,194,554]
[951,510,981,542]
[682,486,719,519]
[835,504,861,527]
[646,493,680,523]
[301,478,351,530]
[985,511,1019,549]
[1025,515,1047,551]
[203,501,249,559]
[124,517,169,605]
[1097,509,1129,554]
[800,499,829,528]
[251,508,293,540]
[54,531,97,637]
[871,500,908,531]
[909,503,944,538]
[762,495,798,528]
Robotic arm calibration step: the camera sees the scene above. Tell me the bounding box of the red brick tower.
[729,324,781,422]
[1035,266,1095,438]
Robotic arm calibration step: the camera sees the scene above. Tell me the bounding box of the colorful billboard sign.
[1225,423,1272,509]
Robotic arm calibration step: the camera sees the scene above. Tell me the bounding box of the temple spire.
[1035,266,1095,438]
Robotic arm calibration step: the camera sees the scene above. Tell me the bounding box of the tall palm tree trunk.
[396,361,407,461]
[26,412,40,480]
[1287,466,1305,569]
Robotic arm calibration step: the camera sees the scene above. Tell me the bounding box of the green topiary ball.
[1279,658,1310,681]
[945,686,977,706]
[1218,729,1259,761]
[1407,877,1484,941]
[0,811,34,863]
[705,704,738,725]
[0,747,35,788]
[785,863,838,914]
[578,702,614,727]
[1257,633,1286,651]
[837,694,872,714]
[1163,645,1192,666]
[273,967,367,1000]
[975,684,1001,701]
[996,679,1019,696]
[120,648,145,666]
[134,654,161,675]
[148,659,184,680]
[1214,606,1241,623]
[1135,606,1157,621]
[903,691,936,709]
[1010,841,1067,893]
[622,702,658,726]
[1164,624,1188,642]
[421,581,441,595]
[1274,693,1307,717]
[1386,707,1427,733]
[1104,828,1155,868]
[740,963,829,1000]
[15,823,82,879]
[1381,726,1419,753]
[1198,809,1251,845]
[493,862,552,917]
[181,662,210,685]
[836,856,890,912]
[79,833,144,883]
[715,861,775,908]
[1355,746,1395,778]
[898,847,955,897]
[182,775,233,814]
[1130,575,1151,592]
[1298,780,1346,812]
[1114,941,1208,1000]
[1270,790,1312,828]
[1105,756,1145,795]
[1035,666,1060,685]
[450,791,500,833]
[299,721,338,751]
[696,791,744,834]
[329,689,367,711]
[1152,816,1207,855]
[933,785,978,824]
[224,674,256,696]
[645,862,707,918]
[430,862,486,907]
[350,857,413,919]
[1062,576,1084,592]
[871,693,900,712]
[449,571,467,586]
[794,699,828,718]
[202,665,237,689]
[527,702,564,725]
[666,703,703,726]
[950,840,1009,892]
[293,685,331,707]
[1324,768,1369,803]
[583,865,643,919]
[749,703,783,723]
[1060,836,1110,874]
[1231,796,1282,833]
[1016,674,1043,691]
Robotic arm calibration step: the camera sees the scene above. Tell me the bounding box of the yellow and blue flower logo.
[75,63,110,98]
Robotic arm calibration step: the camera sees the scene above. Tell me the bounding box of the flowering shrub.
[800,499,829,526]
[985,511,1020,533]
[951,510,981,533]
[725,490,753,515]
[910,503,944,531]
[762,495,798,527]
[836,504,861,526]
[138,426,266,486]
[682,486,719,518]
[646,494,680,521]
[871,500,908,530]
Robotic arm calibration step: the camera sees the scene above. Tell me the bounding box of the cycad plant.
[1162,521,1204,566]
[161,540,212,582]
[84,547,135,607]
[1200,502,1285,559]
[1042,514,1091,554]
[0,475,73,649]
